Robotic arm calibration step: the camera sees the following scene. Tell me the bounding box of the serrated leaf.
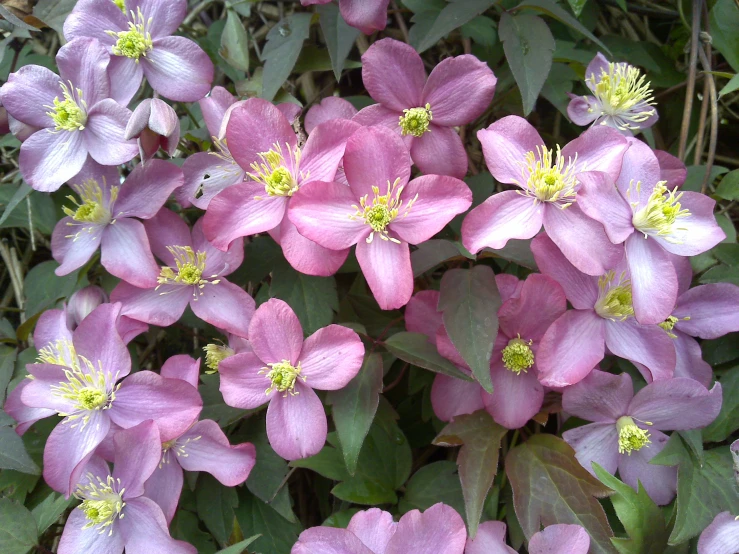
[383,332,473,382]
[704,366,739,442]
[30,492,72,535]
[499,13,555,116]
[261,13,312,101]
[220,10,250,72]
[216,534,261,554]
[515,0,608,52]
[399,461,465,517]
[506,434,616,554]
[318,3,359,80]
[196,474,238,547]
[439,266,501,393]
[413,0,496,53]
[433,410,507,537]
[235,489,302,554]
[0,426,40,475]
[327,353,383,475]
[0,498,38,554]
[593,464,669,554]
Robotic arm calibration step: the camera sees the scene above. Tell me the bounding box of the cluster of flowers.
[1,0,739,550]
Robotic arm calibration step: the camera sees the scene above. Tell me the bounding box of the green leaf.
[196,474,238,547]
[215,535,261,554]
[0,185,56,235]
[23,261,79,317]
[411,239,472,277]
[327,353,383,475]
[702,333,739,365]
[704,366,739,442]
[716,169,739,201]
[652,434,739,544]
[30,492,72,535]
[32,0,76,34]
[269,260,339,335]
[399,460,465,517]
[515,0,608,52]
[0,345,17,402]
[433,410,507,537]
[0,184,31,228]
[199,373,245,427]
[261,13,313,101]
[461,16,497,48]
[566,0,588,17]
[439,265,501,393]
[413,0,496,53]
[235,489,302,554]
[499,13,555,116]
[710,0,739,73]
[0,498,38,554]
[592,464,669,554]
[220,10,250,72]
[506,434,617,554]
[0,426,40,475]
[171,509,218,554]
[318,3,360,81]
[719,74,739,97]
[383,332,473,382]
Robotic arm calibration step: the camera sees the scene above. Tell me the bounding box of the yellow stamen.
[203,343,235,374]
[399,104,432,137]
[107,8,153,62]
[501,336,534,374]
[589,62,656,131]
[349,177,417,244]
[74,473,125,535]
[249,142,304,198]
[630,181,690,241]
[515,146,578,208]
[45,81,87,132]
[594,271,634,321]
[260,359,305,396]
[616,415,651,455]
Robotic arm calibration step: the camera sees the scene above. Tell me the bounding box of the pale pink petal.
[340,0,390,34]
[160,354,200,388]
[83,99,138,165]
[674,283,739,339]
[615,138,661,203]
[625,233,678,325]
[405,290,442,344]
[672,331,712,386]
[199,86,236,137]
[57,508,125,554]
[143,36,213,102]
[177,151,244,210]
[352,103,404,133]
[305,97,358,134]
[52,216,104,275]
[20,129,88,192]
[249,298,304,365]
[189,280,253,338]
[562,125,628,182]
[483,360,544,429]
[4,381,55,435]
[529,524,590,554]
[385,503,467,554]
[112,420,162,496]
[616,429,676,506]
[111,282,191,327]
[107,56,144,105]
[291,527,374,554]
[63,0,125,41]
[655,150,687,188]
[143,206,192,265]
[0,65,61,128]
[73,302,130,379]
[131,0,187,37]
[117,316,148,345]
[344,125,411,200]
[496,274,524,303]
[298,325,364,390]
[431,374,484,422]
[276,217,350,277]
[673,254,695,296]
[654,192,725,256]
[628,379,722,430]
[119,497,197,554]
[114,159,184,219]
[498,274,566,340]
[101,219,160,288]
[361,38,425,111]
[356,236,413,310]
[56,37,111,107]
[22,365,76,413]
[410,126,468,178]
[698,512,739,554]
[300,118,361,184]
[576,170,635,244]
[267,381,327,460]
[34,308,73,350]
[193,218,243,278]
[465,520,516,554]
[562,369,632,423]
[143,456,183,525]
[477,116,545,184]
[276,102,302,124]
[348,508,398,552]
[218,351,275,409]
[604,318,676,382]
[562,422,619,476]
[567,94,600,126]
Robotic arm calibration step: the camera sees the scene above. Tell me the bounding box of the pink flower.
[110,208,255,338]
[528,524,590,554]
[305,96,358,134]
[52,159,183,288]
[219,299,364,460]
[578,138,725,324]
[289,125,472,310]
[698,507,739,553]
[66,285,148,343]
[64,0,214,103]
[461,115,628,276]
[301,0,390,34]
[465,521,516,554]
[562,369,722,505]
[291,503,467,553]
[354,38,497,178]
[567,53,658,133]
[203,97,360,277]
[0,38,138,191]
[57,421,196,554]
[532,234,676,387]
[66,286,108,328]
[124,98,180,161]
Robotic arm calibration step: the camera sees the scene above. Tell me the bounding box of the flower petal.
[112,420,162,496]
[567,94,600,126]
[101,219,160,288]
[305,96,358,134]
[143,36,214,102]
[562,125,628,182]
[267,381,327,460]
[477,116,545,184]
[219,351,275,409]
[465,520,516,554]
[114,159,184,219]
[616,429,676,506]
[674,283,739,339]
[194,218,243,278]
[160,354,200,388]
[189,279,254,338]
[625,233,678,325]
[498,274,566,340]
[130,0,187,38]
[352,103,404,132]
[356,235,413,310]
[529,524,590,554]
[615,138,662,203]
[107,56,144,105]
[300,118,361,184]
[410,124,468,179]
[249,298,304,365]
[4,380,55,435]
[110,282,191,327]
[483,361,544,429]
[576,170,634,244]
[405,290,442,344]
[20,129,88,192]
[604,318,676,382]
[361,38,425,111]
[347,509,398,552]
[298,325,364,390]
[431,374,484,422]
[655,149,687,189]
[143,456,183,525]
[56,37,111,107]
[562,422,619,476]
[340,0,390,34]
[143,206,192,265]
[57,508,125,554]
[73,302,131,379]
[385,503,467,554]
[0,65,60,128]
[654,192,725,256]
[63,0,126,41]
[671,331,712,386]
[291,527,374,554]
[83,99,138,165]
[177,151,244,210]
[628,378,722,430]
[119,497,197,554]
[52,216,104,275]
[199,86,235,137]
[276,217,351,277]
[698,512,739,554]
[562,369,632,423]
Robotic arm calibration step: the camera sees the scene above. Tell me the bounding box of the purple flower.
[67,286,108,328]
[301,0,390,34]
[289,125,472,310]
[698,510,739,553]
[305,96,358,134]
[203,333,252,374]
[125,98,180,161]
[110,207,255,337]
[0,37,138,191]
[8,303,202,496]
[52,159,183,288]
[57,421,196,554]
[528,524,590,554]
[465,521,516,553]
[291,503,467,553]
[219,299,365,460]
[202,98,361,277]
[354,38,497,178]
[461,115,629,276]
[578,138,726,324]
[562,369,722,505]
[532,234,676,387]
[64,0,214,103]
[568,53,658,133]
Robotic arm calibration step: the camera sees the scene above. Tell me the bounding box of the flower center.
[616,416,651,455]
[594,271,634,321]
[350,177,417,244]
[112,0,126,11]
[46,81,87,132]
[160,435,201,465]
[518,146,578,208]
[108,8,153,62]
[157,246,220,296]
[399,104,433,137]
[658,314,690,339]
[203,343,235,374]
[62,179,117,227]
[75,474,125,535]
[261,359,305,396]
[590,62,656,129]
[249,143,303,198]
[501,336,534,374]
[631,182,690,240]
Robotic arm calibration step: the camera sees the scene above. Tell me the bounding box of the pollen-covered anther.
[501,336,534,374]
[261,359,305,396]
[203,343,235,374]
[74,474,125,535]
[594,271,634,321]
[46,81,88,131]
[350,177,417,243]
[631,181,690,241]
[157,246,220,296]
[249,143,303,198]
[590,62,656,130]
[518,146,578,208]
[107,8,153,62]
[399,103,433,137]
[616,415,651,455]
[658,314,690,339]
[63,179,117,232]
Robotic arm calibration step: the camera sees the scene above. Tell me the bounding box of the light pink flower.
[528,524,590,554]
[354,38,497,178]
[301,0,390,34]
[465,521,516,554]
[289,125,472,310]
[219,299,364,460]
[462,115,629,276]
[698,509,739,554]
[125,98,180,161]
[110,208,255,338]
[305,96,358,134]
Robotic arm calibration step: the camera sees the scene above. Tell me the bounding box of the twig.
[183,0,216,26]
[677,0,702,161]
[697,45,718,195]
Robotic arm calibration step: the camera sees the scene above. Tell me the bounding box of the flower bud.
[125,98,180,161]
[67,286,108,329]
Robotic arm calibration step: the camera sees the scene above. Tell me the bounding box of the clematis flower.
[532,234,676,386]
[203,98,360,277]
[289,125,472,310]
[577,138,725,324]
[124,98,180,161]
[57,421,196,554]
[465,521,516,554]
[52,160,183,288]
[141,355,256,523]
[64,0,214,103]
[0,37,138,191]
[203,334,252,374]
[568,52,658,133]
[66,286,108,329]
[528,524,590,554]
[9,303,202,496]
[219,299,364,460]
[301,0,390,34]
[461,115,629,276]
[305,96,358,134]
[110,208,255,337]
[562,369,722,505]
[291,503,467,553]
[353,38,497,179]
[698,510,739,553]
[655,149,687,189]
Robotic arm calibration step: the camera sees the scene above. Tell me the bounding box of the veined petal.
[477,116,545,184]
[298,325,364,390]
[0,65,61,128]
[625,233,678,325]
[356,235,413,310]
[267,381,327,460]
[340,0,390,34]
[562,422,619,476]
[199,86,236,137]
[219,351,276,409]
[567,94,600,126]
[305,96,358,134]
[20,129,88,192]
[111,420,162,497]
[249,298,304,365]
[698,512,739,554]
[73,302,131,379]
[628,378,722,430]
[405,290,442,344]
[57,508,124,554]
[83,99,138,166]
[410,125,468,179]
[291,527,374,554]
[465,520,516,554]
[672,331,712,386]
[653,192,725,256]
[177,151,244,210]
[576,170,634,244]
[101,219,160,288]
[562,369,632,423]
[143,456,183,525]
[384,503,467,554]
[529,525,590,554]
[430,374,484,422]
[52,216,104,275]
[160,354,200,388]
[483,360,544,429]
[604,318,676,382]
[114,159,184,219]
[56,37,111,107]
[561,124,628,182]
[361,38,425,111]
[300,118,361,184]
[347,508,398,553]
[617,429,676,506]
[275,218,351,277]
[674,283,739,339]
[189,279,255,339]
[143,206,192,266]
[110,281,191,328]
[130,0,187,38]
[107,56,143,106]
[143,37,213,102]
[498,274,566,341]
[119,497,197,554]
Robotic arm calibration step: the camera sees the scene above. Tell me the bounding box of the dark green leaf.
[515,0,608,52]
[220,10,250,72]
[704,366,739,442]
[413,0,496,53]
[196,474,238,547]
[0,498,38,554]
[0,427,40,475]
[0,345,17,402]
[461,16,497,48]
[0,184,31,227]
[32,0,76,34]
[411,240,472,277]
[383,332,473,382]
[261,13,313,101]
[719,74,739,97]
[702,333,739,365]
[439,266,501,393]
[399,461,465,517]
[235,489,302,554]
[215,535,261,554]
[318,3,360,81]
[30,492,72,535]
[716,169,739,201]
[171,509,218,554]
[566,0,588,17]
[23,261,79,317]
[710,0,739,73]
[0,185,56,235]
